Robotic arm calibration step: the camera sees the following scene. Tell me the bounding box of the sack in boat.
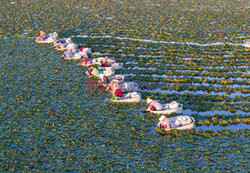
[177,116,192,125]
[131,92,138,98]
[63,51,73,58]
[128,82,138,91]
[125,93,131,99]
[168,101,179,109]
[116,75,123,81]
[112,63,122,68]
[174,119,182,127]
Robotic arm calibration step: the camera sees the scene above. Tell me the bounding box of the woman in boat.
[79,47,86,52]
[113,84,123,100]
[54,38,72,49]
[145,98,163,111]
[36,31,47,41]
[87,66,100,76]
[52,32,58,40]
[158,115,170,130]
[80,54,91,66]
[61,50,73,59]
[101,56,116,67]
[98,74,109,87]
[53,40,63,48]
[105,80,119,93]
[68,44,77,54]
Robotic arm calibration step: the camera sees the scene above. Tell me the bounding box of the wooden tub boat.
[85,69,115,77]
[110,92,141,103]
[157,115,195,132]
[150,102,183,115]
[98,62,123,70]
[35,37,56,44]
[35,32,58,44]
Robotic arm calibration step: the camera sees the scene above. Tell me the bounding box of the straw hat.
[53,32,58,38]
[66,38,72,43]
[159,115,166,121]
[146,98,153,104]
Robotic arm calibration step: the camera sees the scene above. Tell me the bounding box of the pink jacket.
[148,100,163,110]
[158,119,170,129]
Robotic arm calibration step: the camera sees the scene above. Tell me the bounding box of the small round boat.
[80,48,92,54]
[98,63,123,70]
[157,115,195,132]
[150,101,183,115]
[55,43,76,51]
[35,37,56,44]
[110,92,141,103]
[35,32,58,43]
[62,51,86,60]
[86,68,115,77]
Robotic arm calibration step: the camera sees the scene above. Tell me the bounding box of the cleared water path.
[73,35,245,47]
[183,109,250,116]
[125,66,250,75]
[124,61,249,70]
[138,88,250,98]
[138,81,250,89]
[122,73,249,81]
[195,124,249,132]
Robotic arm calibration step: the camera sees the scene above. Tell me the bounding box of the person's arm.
[163,119,170,129]
[157,122,161,127]
[108,59,116,63]
[146,102,153,111]
[105,84,110,92]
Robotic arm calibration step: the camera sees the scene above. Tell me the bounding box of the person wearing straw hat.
[61,50,73,59]
[105,80,119,93]
[101,56,116,67]
[80,54,91,66]
[157,115,170,130]
[36,30,47,41]
[98,74,110,87]
[145,98,163,111]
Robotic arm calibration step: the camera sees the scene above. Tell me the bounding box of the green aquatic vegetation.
[1,0,250,171]
[196,118,249,126]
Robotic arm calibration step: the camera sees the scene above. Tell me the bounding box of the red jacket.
[114,89,123,98]
[88,68,94,75]
[103,60,108,67]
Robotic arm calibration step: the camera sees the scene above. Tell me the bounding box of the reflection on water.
[195,123,249,132]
